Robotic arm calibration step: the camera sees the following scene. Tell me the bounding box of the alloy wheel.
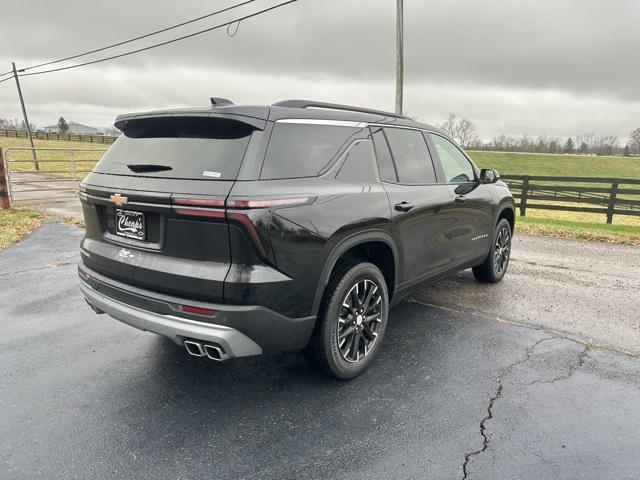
[336,279,383,363]
[494,226,511,276]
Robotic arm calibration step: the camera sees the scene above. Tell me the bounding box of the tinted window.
[94,117,254,180]
[430,134,475,183]
[371,127,397,182]
[384,128,436,184]
[261,123,361,179]
[336,140,377,183]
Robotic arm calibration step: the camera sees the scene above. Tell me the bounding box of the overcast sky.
[1,0,639,139]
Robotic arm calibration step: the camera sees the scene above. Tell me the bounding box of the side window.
[430,134,475,183]
[383,128,437,184]
[336,140,377,183]
[371,127,397,182]
[261,123,361,179]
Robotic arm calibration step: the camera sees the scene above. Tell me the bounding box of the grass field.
[0,208,46,249]
[468,150,640,179]
[0,137,106,177]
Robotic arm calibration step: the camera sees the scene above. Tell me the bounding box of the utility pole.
[395,0,404,115]
[12,62,38,170]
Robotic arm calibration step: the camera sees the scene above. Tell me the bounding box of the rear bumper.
[79,264,316,357]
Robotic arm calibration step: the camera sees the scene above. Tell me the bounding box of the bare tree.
[629,128,640,155]
[440,113,477,147]
[548,137,561,154]
[440,113,457,137]
[576,133,598,155]
[456,118,477,147]
[594,135,618,156]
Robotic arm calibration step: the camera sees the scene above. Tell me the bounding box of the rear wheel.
[473,218,512,283]
[305,261,389,379]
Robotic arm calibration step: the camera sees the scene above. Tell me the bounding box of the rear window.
[94,117,255,180]
[260,122,362,179]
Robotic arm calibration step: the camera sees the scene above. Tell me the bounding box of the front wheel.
[472,218,512,283]
[305,261,389,379]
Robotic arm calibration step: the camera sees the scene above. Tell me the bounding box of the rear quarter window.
[260,122,362,180]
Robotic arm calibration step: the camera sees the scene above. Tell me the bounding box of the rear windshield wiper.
[126,164,173,173]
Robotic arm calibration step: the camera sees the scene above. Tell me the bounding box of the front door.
[428,133,494,264]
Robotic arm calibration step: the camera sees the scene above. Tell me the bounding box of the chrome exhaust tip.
[184,340,205,357]
[203,344,224,361]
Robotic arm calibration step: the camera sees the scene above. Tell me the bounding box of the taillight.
[226,197,311,209]
[173,198,225,207]
[173,208,225,218]
[172,197,225,218]
[180,304,215,316]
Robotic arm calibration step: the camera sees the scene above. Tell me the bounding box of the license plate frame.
[115,209,146,241]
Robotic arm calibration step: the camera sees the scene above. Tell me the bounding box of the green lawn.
[0,137,106,178]
[517,215,640,246]
[0,208,46,249]
[468,151,640,179]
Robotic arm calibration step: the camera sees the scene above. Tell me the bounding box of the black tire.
[305,260,389,379]
[472,218,512,283]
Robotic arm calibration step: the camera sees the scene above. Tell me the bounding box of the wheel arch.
[311,231,399,316]
[497,204,515,232]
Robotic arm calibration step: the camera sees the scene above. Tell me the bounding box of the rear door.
[80,115,264,302]
[371,126,454,288]
[427,132,494,263]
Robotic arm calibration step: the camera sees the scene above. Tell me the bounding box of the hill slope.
[468,151,640,179]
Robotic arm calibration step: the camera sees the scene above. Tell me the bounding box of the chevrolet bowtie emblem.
[109,193,128,206]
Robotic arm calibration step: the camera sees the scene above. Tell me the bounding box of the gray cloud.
[1,0,639,138]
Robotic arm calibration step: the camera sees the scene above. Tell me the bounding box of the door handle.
[455,195,467,204]
[394,201,414,212]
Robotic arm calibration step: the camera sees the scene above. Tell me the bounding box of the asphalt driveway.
[1,222,639,479]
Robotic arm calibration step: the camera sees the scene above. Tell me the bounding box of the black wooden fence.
[501,175,640,224]
[0,129,118,144]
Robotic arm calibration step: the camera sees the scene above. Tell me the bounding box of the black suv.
[79,99,514,379]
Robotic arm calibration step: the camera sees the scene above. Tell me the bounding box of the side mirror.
[480,168,500,184]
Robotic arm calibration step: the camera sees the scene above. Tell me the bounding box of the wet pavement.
[1,222,638,479]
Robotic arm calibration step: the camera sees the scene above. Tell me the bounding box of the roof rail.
[272,99,409,119]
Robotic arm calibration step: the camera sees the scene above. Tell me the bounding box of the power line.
[20,0,297,78]
[19,0,257,73]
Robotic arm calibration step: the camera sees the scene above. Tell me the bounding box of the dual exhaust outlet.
[184,339,227,361]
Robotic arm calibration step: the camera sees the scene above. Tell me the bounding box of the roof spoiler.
[272,99,409,119]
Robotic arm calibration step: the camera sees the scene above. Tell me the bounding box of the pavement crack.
[461,336,554,480]
[524,345,590,387]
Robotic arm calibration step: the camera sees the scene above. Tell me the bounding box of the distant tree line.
[0,117,36,132]
[439,113,640,157]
